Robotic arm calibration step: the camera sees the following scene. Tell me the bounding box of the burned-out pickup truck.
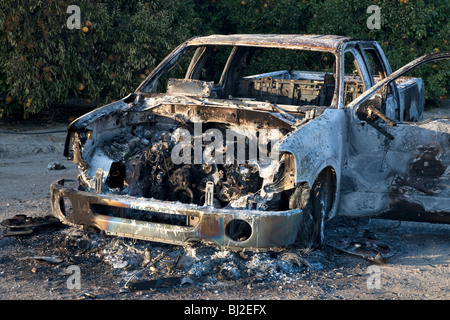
[51,34,450,250]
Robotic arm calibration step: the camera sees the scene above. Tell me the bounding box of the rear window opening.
[155,45,337,107]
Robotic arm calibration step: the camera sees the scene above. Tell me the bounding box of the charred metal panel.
[396,77,425,122]
[278,108,344,219]
[340,110,450,219]
[187,34,355,52]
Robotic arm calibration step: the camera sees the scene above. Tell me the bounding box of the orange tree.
[0,0,197,118]
[1,0,448,118]
[193,0,313,35]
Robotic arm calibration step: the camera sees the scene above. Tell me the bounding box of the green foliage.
[0,0,448,118]
[199,0,448,106]
[202,0,313,34]
[308,0,449,105]
[0,0,197,118]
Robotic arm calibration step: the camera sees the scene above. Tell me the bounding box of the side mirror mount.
[355,96,383,122]
[355,96,396,140]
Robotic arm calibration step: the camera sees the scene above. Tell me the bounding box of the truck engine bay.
[69,96,318,228]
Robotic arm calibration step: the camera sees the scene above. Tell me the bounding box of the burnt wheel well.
[289,166,337,212]
[289,166,337,248]
[315,166,337,215]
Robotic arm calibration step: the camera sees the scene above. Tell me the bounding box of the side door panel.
[379,119,450,222]
[340,110,450,222]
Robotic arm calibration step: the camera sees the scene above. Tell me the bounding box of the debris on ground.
[47,162,66,170]
[20,255,64,264]
[127,276,182,291]
[0,210,400,298]
[327,231,394,264]
[0,214,62,237]
[0,213,448,300]
[77,292,96,300]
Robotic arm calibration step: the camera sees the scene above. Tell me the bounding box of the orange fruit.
[84,20,92,27]
[82,26,89,33]
[5,96,13,104]
[77,83,85,91]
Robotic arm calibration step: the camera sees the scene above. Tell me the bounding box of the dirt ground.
[0,120,449,302]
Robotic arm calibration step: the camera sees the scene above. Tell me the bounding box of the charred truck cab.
[51,35,449,250]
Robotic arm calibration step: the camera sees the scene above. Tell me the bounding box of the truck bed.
[235,70,423,123]
[235,70,336,107]
[235,70,366,107]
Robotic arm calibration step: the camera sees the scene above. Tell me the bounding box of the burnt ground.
[0,120,449,303]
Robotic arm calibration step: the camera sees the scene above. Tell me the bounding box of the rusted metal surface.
[166,79,216,98]
[51,179,302,250]
[186,34,355,52]
[50,34,450,250]
[327,234,394,264]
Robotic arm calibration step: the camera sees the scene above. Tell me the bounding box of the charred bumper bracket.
[50,179,303,250]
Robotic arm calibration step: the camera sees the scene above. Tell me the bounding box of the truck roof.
[187,34,358,52]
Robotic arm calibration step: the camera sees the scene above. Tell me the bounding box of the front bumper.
[50,179,303,250]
